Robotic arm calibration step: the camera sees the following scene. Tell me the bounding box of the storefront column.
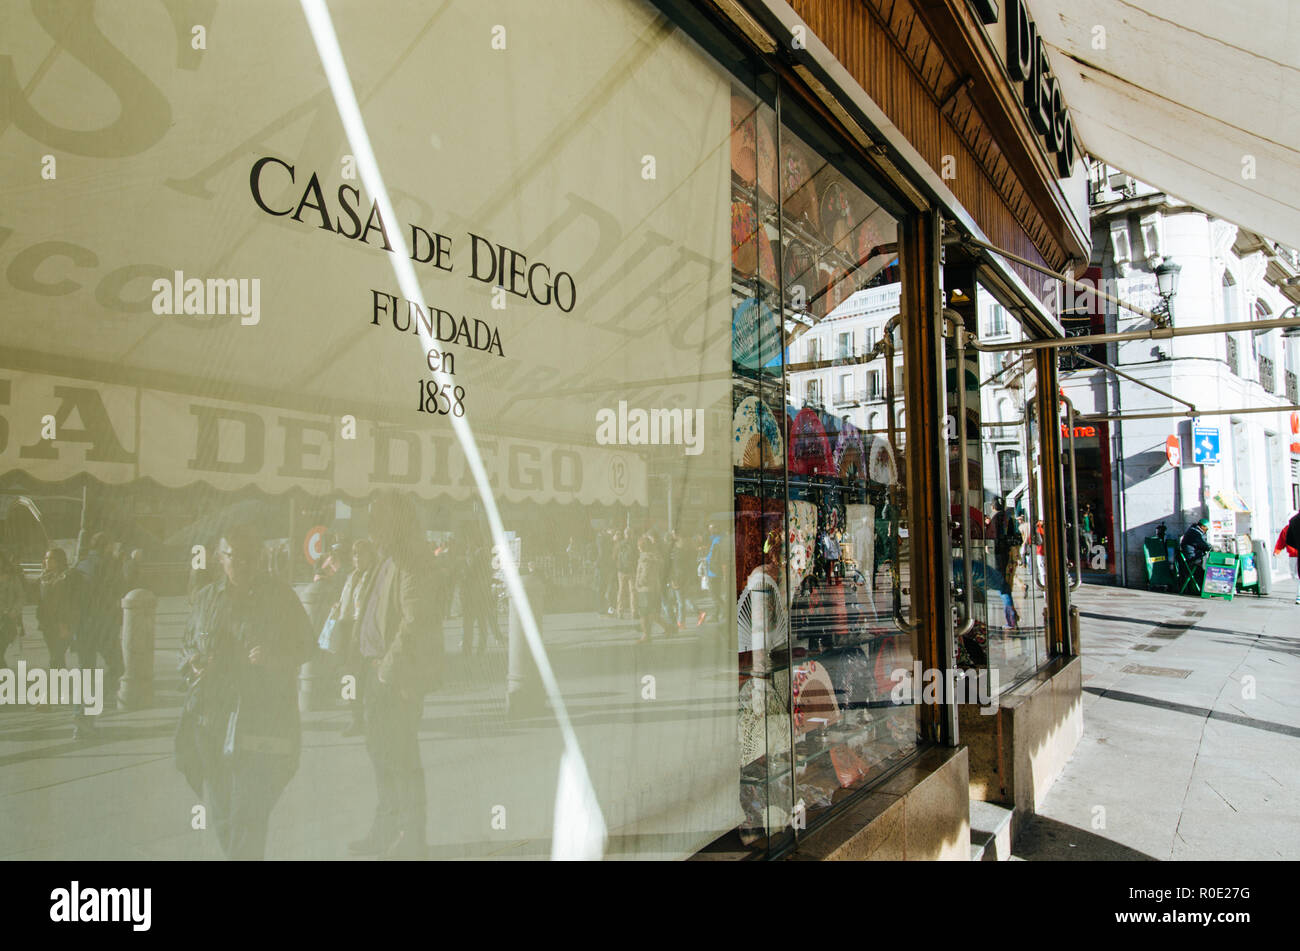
[1034,352,1074,656]
[901,210,956,745]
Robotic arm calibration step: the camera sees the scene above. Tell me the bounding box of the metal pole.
[972,315,1300,353]
[1079,404,1300,423]
[950,233,1161,323]
[1060,394,1083,591]
[1064,352,1196,412]
[947,314,975,639]
[902,210,954,745]
[1035,351,1072,656]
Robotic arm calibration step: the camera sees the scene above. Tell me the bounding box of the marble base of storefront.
[960,656,1084,841]
[788,746,971,860]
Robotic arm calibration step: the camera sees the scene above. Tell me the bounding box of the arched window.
[997,397,1014,435]
[1252,298,1270,362]
[1222,274,1240,374]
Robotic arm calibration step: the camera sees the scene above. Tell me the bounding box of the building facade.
[1062,165,1300,589]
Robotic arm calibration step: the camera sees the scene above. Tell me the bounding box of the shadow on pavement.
[1013,815,1158,861]
[1083,686,1300,739]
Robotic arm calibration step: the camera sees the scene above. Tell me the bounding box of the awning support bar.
[949,233,1160,323]
[1078,404,1300,423]
[969,315,1300,353]
[1065,352,1196,412]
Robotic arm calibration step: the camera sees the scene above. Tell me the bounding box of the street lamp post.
[1153,258,1181,327]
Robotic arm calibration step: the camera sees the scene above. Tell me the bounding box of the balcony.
[1259,355,1276,394]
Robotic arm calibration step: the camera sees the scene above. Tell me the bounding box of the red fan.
[789,407,834,476]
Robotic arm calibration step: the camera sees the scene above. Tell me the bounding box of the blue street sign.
[1193,425,1220,465]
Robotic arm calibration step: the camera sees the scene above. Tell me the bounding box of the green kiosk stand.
[1201,551,1239,601]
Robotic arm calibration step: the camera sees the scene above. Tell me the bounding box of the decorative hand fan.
[732,396,784,469]
[731,200,758,276]
[833,419,867,481]
[732,297,782,371]
[789,407,834,475]
[782,145,818,231]
[737,564,788,655]
[787,499,817,598]
[818,179,854,247]
[730,94,758,186]
[738,670,791,767]
[868,434,898,485]
[792,661,841,735]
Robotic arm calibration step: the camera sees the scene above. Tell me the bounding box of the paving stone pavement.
[1014,583,1300,860]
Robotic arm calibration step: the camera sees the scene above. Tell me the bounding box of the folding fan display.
[780,141,817,230]
[788,407,834,475]
[867,434,898,485]
[787,499,817,600]
[818,178,855,247]
[833,419,866,481]
[791,660,841,735]
[729,94,776,198]
[732,297,782,371]
[737,563,788,657]
[732,395,784,469]
[731,201,779,286]
[738,671,791,767]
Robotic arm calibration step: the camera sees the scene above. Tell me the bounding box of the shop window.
[958,285,1054,695]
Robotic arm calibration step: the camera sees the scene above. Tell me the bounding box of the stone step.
[970,800,1014,862]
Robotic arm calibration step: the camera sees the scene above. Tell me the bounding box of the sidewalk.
[1013,582,1300,860]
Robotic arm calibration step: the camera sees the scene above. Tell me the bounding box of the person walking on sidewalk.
[614,530,636,621]
[348,491,444,860]
[37,548,78,668]
[175,524,315,860]
[634,534,672,644]
[0,551,24,668]
[1274,511,1300,604]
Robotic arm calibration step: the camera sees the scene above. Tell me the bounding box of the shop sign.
[0,370,647,506]
[1058,423,1096,439]
[970,0,1077,178]
[1290,412,1300,454]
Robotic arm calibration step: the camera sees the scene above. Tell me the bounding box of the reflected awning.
[1033,0,1300,247]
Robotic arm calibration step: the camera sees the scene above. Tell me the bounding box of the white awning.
[1033,0,1300,247]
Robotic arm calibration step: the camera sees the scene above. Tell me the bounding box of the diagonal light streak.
[298,0,605,860]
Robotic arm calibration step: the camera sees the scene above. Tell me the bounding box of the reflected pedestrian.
[0,552,24,667]
[349,491,443,859]
[635,535,671,644]
[175,524,314,860]
[37,548,77,668]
